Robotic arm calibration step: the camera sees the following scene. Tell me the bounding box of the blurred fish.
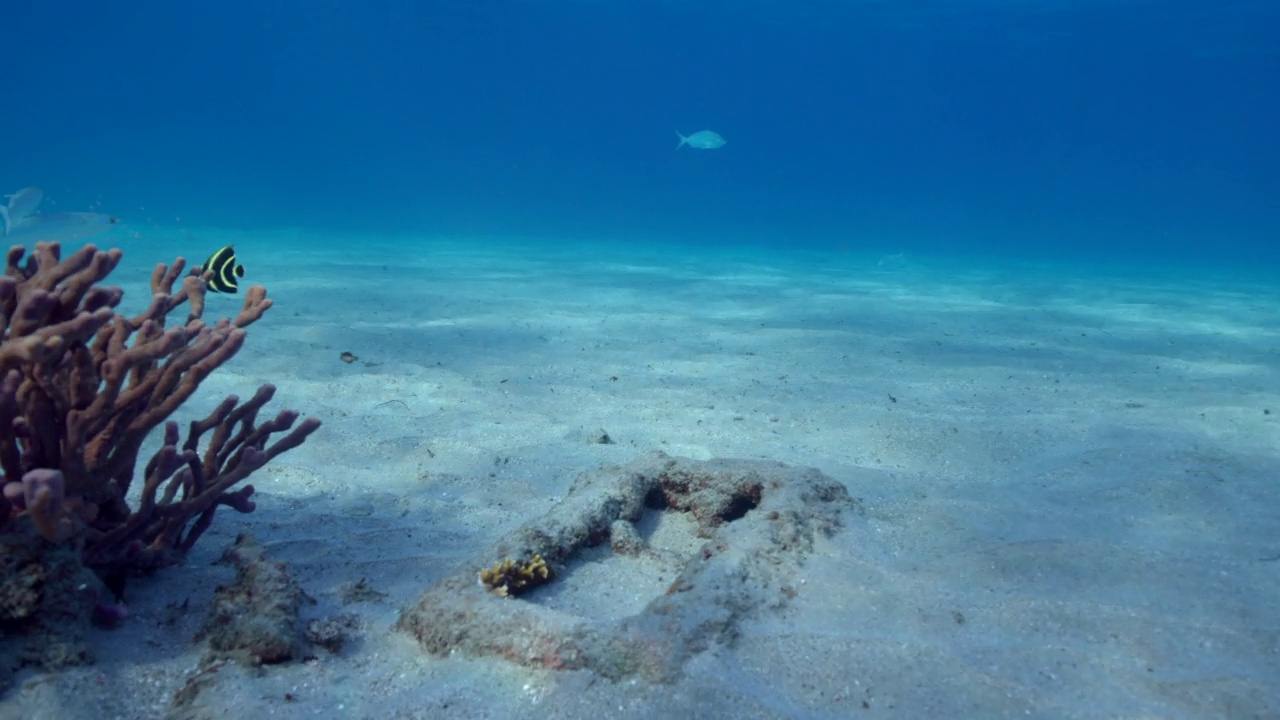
[1,187,44,234]
[4,212,119,242]
[676,130,726,150]
[200,245,245,293]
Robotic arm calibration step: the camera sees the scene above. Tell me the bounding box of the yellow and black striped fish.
[200,245,245,294]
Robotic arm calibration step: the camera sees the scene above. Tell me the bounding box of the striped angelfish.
[200,245,246,293]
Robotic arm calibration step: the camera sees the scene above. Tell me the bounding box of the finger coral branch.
[23,468,75,542]
[0,241,321,576]
[233,285,272,328]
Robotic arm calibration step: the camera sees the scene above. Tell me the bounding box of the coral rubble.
[200,534,304,665]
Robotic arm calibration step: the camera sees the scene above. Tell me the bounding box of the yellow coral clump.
[479,554,552,597]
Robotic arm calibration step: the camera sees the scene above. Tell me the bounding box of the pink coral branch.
[0,241,321,574]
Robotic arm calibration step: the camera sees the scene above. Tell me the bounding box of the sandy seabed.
[3,230,1278,720]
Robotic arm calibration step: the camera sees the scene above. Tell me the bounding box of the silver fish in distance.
[676,130,726,150]
[1,187,44,234]
[5,212,119,242]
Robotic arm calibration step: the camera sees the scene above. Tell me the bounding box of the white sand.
[3,230,1278,719]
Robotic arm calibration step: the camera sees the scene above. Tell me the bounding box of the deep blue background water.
[5,1,1278,263]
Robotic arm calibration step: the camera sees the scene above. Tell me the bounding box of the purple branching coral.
[0,242,321,574]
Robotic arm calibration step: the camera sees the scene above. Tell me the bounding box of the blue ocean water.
[4,0,1278,265]
[5,5,1280,715]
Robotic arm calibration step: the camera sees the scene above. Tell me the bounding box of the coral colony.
[0,242,319,680]
[479,554,553,597]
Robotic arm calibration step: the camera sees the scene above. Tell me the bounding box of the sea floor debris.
[397,452,859,682]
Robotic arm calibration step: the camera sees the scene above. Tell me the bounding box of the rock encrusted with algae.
[479,554,552,597]
[0,516,104,689]
[396,452,860,682]
[198,534,304,665]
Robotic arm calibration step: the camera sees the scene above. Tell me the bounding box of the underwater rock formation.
[397,453,859,682]
[200,534,305,665]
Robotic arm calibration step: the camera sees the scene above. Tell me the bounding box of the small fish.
[676,130,726,150]
[1,187,44,234]
[4,212,118,242]
[201,245,245,294]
